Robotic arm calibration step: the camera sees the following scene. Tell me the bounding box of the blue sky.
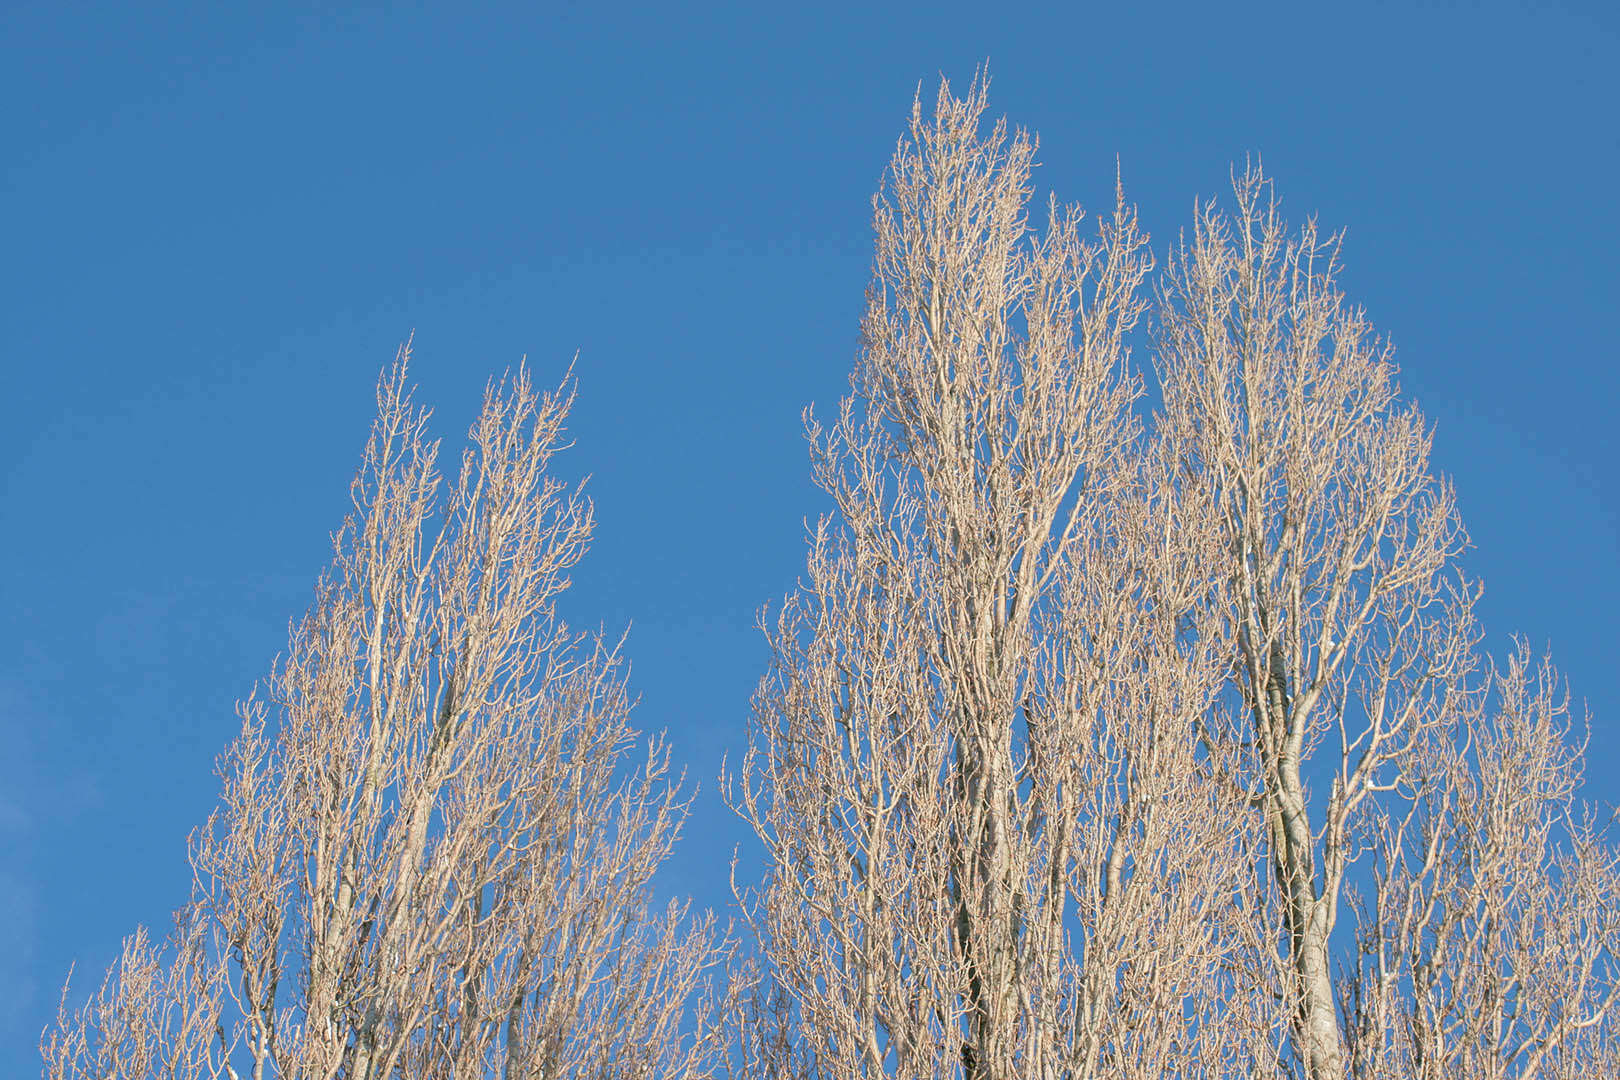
[2,0,1616,1068]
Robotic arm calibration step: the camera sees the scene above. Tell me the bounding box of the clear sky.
[3,1,1616,1069]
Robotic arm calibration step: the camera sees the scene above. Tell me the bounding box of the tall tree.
[727,78,1268,1080]
[1152,166,1480,1078]
[730,80,1619,1080]
[42,350,728,1080]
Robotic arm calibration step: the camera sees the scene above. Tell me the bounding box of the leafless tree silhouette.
[42,351,729,1080]
[727,77,1619,1080]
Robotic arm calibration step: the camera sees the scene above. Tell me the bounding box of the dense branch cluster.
[42,79,1617,1080]
[727,80,1618,1080]
[43,356,728,1080]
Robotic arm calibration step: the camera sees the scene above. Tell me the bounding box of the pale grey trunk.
[1262,640,1345,1080]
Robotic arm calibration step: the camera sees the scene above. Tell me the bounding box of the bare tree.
[1153,165,1485,1078]
[726,78,1270,1080]
[1343,642,1620,1079]
[44,81,1618,1080]
[730,80,1618,1080]
[42,349,729,1080]
[41,909,230,1080]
